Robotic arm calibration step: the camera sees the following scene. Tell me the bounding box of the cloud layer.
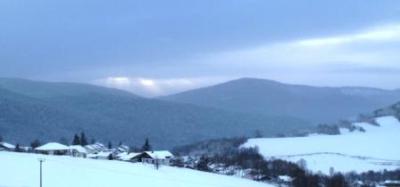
[94,23,400,96]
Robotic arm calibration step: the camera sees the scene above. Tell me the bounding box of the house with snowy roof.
[85,143,107,154]
[35,142,70,155]
[0,142,15,151]
[117,152,142,162]
[69,145,87,158]
[131,151,174,165]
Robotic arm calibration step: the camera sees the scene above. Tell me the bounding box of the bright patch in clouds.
[297,24,400,47]
[96,76,228,97]
[105,77,131,86]
[139,78,156,87]
[207,23,400,67]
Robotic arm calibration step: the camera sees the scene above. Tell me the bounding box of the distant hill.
[242,99,400,174]
[161,78,400,123]
[372,101,400,119]
[0,78,311,148]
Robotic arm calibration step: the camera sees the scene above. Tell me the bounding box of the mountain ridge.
[0,78,312,148]
[161,78,400,123]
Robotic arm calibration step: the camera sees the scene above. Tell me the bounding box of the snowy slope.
[243,116,400,174]
[0,152,271,187]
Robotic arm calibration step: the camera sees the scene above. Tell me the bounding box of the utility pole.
[38,158,45,187]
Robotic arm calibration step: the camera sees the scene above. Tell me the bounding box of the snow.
[35,142,70,151]
[0,152,271,187]
[278,175,292,182]
[243,116,400,174]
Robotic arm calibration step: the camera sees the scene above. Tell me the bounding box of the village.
[0,138,174,167]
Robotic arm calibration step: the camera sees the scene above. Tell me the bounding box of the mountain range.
[161,78,400,123]
[0,78,310,148]
[1,77,399,148]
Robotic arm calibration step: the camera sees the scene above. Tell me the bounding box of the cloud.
[93,23,400,96]
[296,24,400,47]
[188,23,400,89]
[203,23,400,68]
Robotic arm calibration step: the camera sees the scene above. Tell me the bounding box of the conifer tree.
[141,138,152,151]
[80,132,88,146]
[15,144,21,152]
[72,134,81,145]
[30,139,41,149]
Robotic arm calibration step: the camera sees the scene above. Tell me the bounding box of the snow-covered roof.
[145,151,174,159]
[35,142,69,151]
[117,145,130,152]
[0,142,15,149]
[85,143,106,152]
[118,152,142,161]
[69,145,87,153]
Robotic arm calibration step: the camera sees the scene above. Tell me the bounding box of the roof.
[85,143,106,152]
[117,145,130,152]
[35,142,69,151]
[118,152,142,161]
[145,151,174,159]
[69,145,87,153]
[0,142,15,149]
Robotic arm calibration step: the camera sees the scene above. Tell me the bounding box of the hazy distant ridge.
[162,78,400,123]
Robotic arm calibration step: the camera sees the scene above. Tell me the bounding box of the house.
[20,146,31,152]
[136,151,174,165]
[35,142,70,155]
[0,142,15,151]
[69,145,87,158]
[116,145,130,153]
[88,151,114,160]
[85,143,106,154]
[118,152,142,162]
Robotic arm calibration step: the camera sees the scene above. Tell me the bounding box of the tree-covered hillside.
[0,78,312,148]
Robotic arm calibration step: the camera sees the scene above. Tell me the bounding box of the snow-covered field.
[0,152,271,187]
[243,116,400,174]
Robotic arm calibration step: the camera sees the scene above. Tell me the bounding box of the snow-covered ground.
[243,116,400,174]
[0,152,272,187]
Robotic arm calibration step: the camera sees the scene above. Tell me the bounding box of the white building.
[85,143,107,154]
[69,145,87,158]
[35,142,70,155]
[140,151,174,165]
[0,142,15,151]
[118,152,142,162]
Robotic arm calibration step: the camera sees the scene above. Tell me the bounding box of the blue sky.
[1,0,400,96]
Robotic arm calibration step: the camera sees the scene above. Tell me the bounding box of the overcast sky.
[1,0,400,97]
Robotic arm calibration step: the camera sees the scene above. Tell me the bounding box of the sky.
[1,0,400,97]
